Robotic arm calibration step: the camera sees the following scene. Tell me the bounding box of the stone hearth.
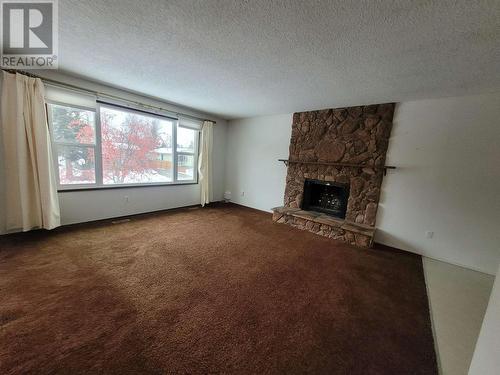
[273,103,395,248]
[272,206,376,247]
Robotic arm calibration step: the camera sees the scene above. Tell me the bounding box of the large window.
[48,102,199,189]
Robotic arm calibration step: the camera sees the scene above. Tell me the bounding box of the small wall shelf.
[278,159,396,175]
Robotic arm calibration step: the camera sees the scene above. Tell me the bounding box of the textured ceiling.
[57,0,500,119]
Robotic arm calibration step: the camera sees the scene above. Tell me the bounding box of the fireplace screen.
[301,179,349,219]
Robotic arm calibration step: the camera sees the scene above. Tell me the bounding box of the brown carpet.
[0,203,437,374]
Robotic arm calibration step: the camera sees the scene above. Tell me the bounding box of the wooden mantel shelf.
[278,159,396,175]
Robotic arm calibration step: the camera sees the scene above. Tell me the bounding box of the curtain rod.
[1,69,217,124]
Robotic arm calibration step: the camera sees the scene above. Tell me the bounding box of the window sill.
[57,181,198,192]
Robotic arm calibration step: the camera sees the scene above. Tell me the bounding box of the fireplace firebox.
[302,179,349,219]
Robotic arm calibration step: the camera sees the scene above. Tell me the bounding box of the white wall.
[224,92,500,275]
[225,114,292,212]
[469,264,500,374]
[0,71,227,230]
[377,93,500,275]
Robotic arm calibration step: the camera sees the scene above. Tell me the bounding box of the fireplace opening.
[302,179,349,219]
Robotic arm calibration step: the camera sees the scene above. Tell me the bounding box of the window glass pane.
[50,104,95,144]
[56,145,95,184]
[100,106,174,184]
[177,154,195,181]
[177,126,196,153]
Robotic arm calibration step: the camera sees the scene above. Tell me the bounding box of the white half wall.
[224,92,500,274]
[224,114,292,212]
[59,184,199,226]
[469,264,500,374]
[0,71,227,231]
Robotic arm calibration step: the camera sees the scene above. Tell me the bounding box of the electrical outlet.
[240,191,245,197]
[425,231,434,239]
[124,196,129,203]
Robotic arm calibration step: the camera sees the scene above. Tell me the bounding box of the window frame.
[176,123,200,182]
[47,100,200,191]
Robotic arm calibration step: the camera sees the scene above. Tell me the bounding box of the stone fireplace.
[272,103,395,248]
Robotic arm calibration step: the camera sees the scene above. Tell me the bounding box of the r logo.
[2,1,54,55]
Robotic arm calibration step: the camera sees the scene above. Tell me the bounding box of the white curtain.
[198,120,213,207]
[1,72,60,231]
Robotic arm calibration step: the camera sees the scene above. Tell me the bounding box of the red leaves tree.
[50,111,95,184]
[74,119,94,144]
[100,112,161,183]
[70,119,95,182]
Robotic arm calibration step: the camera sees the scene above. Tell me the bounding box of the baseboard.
[226,201,274,214]
[0,201,226,236]
[68,204,204,227]
[61,201,232,229]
